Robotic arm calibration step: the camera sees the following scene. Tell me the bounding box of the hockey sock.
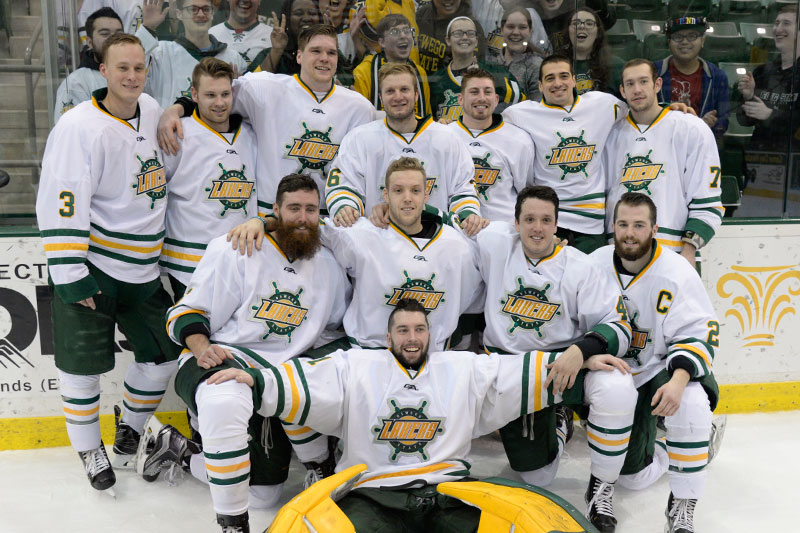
[284,421,327,463]
[618,440,668,490]
[518,445,562,487]
[666,382,712,500]
[58,370,102,452]
[121,361,177,431]
[584,369,637,482]
[249,484,284,509]
[197,380,254,516]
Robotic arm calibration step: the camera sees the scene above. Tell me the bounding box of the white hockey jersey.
[209,21,273,68]
[446,116,534,223]
[160,112,259,284]
[54,68,106,124]
[252,347,570,489]
[37,90,167,302]
[136,26,248,109]
[503,91,627,234]
[591,244,718,387]
[321,217,483,351]
[167,234,350,367]
[325,117,481,221]
[79,0,143,35]
[230,72,376,215]
[603,108,724,250]
[477,222,631,355]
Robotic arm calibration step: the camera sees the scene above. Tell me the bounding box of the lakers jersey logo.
[132,151,167,209]
[546,130,596,180]
[386,271,445,311]
[251,283,308,342]
[373,399,445,461]
[472,153,502,201]
[501,278,562,336]
[285,122,339,173]
[206,163,255,216]
[438,89,462,121]
[621,150,664,194]
[624,312,651,366]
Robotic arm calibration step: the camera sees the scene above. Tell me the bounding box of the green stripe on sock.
[61,394,100,405]
[66,417,99,425]
[666,440,709,449]
[669,465,706,473]
[204,447,249,460]
[122,401,157,413]
[208,473,250,486]
[287,432,322,445]
[587,420,633,435]
[588,442,629,456]
[124,383,166,396]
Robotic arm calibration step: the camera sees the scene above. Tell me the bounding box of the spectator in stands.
[416,0,488,74]
[486,7,545,101]
[137,0,247,108]
[561,7,622,97]
[55,7,124,123]
[655,16,729,139]
[737,5,800,152]
[358,0,418,55]
[251,0,321,73]
[430,16,525,121]
[325,0,369,68]
[78,0,144,35]
[353,14,432,116]
[472,0,551,58]
[209,0,274,69]
[531,0,615,53]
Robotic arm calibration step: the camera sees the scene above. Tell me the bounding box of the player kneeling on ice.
[205,298,631,532]
[141,174,350,532]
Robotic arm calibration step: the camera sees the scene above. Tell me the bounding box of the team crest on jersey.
[439,89,462,121]
[546,130,597,180]
[385,271,445,311]
[373,399,445,461]
[623,312,651,366]
[132,151,167,209]
[250,282,308,342]
[285,122,339,173]
[180,78,192,99]
[206,163,255,216]
[500,278,562,336]
[620,150,664,194]
[472,153,502,201]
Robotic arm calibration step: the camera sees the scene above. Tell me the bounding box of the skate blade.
[103,487,117,499]
[135,414,165,475]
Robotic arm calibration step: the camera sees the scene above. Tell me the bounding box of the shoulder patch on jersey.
[250,282,308,342]
[373,399,445,461]
[500,278,562,336]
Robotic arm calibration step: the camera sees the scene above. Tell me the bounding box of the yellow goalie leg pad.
[437,479,597,533]
[266,463,367,533]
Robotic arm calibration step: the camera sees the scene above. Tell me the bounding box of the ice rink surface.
[1,411,797,532]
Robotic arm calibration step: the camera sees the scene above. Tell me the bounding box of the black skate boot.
[217,512,249,533]
[112,405,142,468]
[585,474,617,532]
[78,442,116,491]
[665,492,697,533]
[556,405,575,444]
[142,424,201,481]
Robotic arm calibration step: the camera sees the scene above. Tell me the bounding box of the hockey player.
[231,156,484,351]
[592,192,720,533]
[325,62,487,236]
[160,57,258,299]
[157,24,376,217]
[136,0,248,109]
[153,175,349,532]
[604,59,723,266]
[209,0,274,69]
[204,298,631,532]
[352,14,431,116]
[446,68,534,223]
[55,7,124,123]
[502,54,626,254]
[36,33,180,493]
[476,185,636,532]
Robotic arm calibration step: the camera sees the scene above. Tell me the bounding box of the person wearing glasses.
[416,0,488,74]
[135,0,247,109]
[352,14,432,116]
[561,7,623,98]
[429,16,525,122]
[655,16,729,138]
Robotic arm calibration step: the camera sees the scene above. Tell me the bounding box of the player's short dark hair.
[388,299,429,329]
[385,157,426,188]
[192,57,235,91]
[778,4,798,16]
[614,192,657,226]
[461,68,495,91]
[378,62,419,89]
[85,7,123,42]
[377,14,412,38]
[99,32,144,63]
[275,174,320,205]
[539,53,574,82]
[515,186,559,222]
[297,24,338,51]
[621,58,658,84]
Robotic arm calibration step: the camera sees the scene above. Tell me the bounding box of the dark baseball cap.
[665,16,707,35]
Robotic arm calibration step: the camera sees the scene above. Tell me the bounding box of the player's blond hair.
[99,32,143,63]
[384,157,426,188]
[378,62,419,88]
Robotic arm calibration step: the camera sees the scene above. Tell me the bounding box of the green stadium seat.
[702,34,750,63]
[610,42,645,61]
[617,3,670,23]
[643,33,671,58]
[717,0,764,24]
[721,174,742,209]
[633,19,667,41]
[706,21,740,36]
[668,0,713,17]
[739,22,773,44]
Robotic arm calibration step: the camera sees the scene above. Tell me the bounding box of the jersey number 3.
[59,191,75,217]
